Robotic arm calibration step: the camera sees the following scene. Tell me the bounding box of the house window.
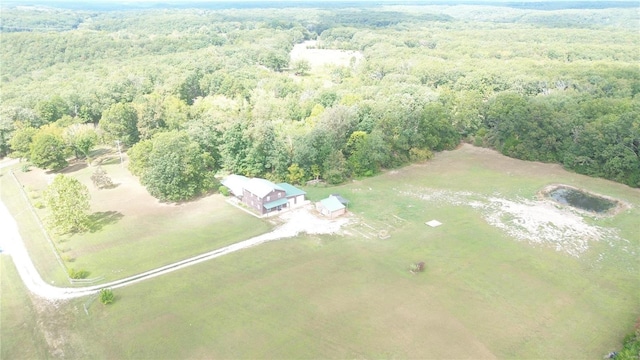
[278,193,281,198]
[267,195,270,201]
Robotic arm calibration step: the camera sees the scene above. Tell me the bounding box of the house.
[277,183,307,209]
[223,175,306,215]
[316,195,347,218]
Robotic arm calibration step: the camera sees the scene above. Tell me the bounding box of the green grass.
[59,194,272,283]
[0,166,70,284]
[0,257,48,359]
[2,145,639,358]
[3,158,273,283]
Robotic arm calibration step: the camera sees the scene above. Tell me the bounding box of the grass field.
[2,145,639,359]
[1,151,273,283]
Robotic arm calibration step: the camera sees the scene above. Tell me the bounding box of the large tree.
[64,123,98,161]
[128,131,216,202]
[44,174,90,234]
[30,125,68,170]
[35,96,69,124]
[99,102,139,146]
[8,124,37,161]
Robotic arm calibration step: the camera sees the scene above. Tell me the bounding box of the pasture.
[2,145,639,359]
[0,150,272,284]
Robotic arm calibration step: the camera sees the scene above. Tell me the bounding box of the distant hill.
[1,0,638,11]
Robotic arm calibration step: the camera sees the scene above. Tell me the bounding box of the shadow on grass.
[89,148,112,158]
[87,211,124,233]
[96,182,121,190]
[50,161,87,175]
[95,156,123,166]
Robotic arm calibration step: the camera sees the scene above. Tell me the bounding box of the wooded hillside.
[2,2,638,199]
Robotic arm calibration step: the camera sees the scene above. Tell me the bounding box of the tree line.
[2,4,638,201]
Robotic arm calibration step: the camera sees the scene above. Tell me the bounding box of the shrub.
[410,261,426,273]
[33,201,45,209]
[99,288,115,305]
[219,185,230,196]
[90,166,114,189]
[21,163,31,172]
[68,268,89,279]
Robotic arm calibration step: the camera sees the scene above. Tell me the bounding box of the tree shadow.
[87,211,124,233]
[100,182,121,190]
[89,148,112,158]
[51,161,87,175]
[95,156,122,166]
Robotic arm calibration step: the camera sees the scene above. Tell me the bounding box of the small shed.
[317,196,346,218]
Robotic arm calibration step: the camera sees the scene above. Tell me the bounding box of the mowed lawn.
[2,152,272,283]
[2,145,639,359]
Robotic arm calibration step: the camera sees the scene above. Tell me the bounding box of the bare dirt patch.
[402,188,623,257]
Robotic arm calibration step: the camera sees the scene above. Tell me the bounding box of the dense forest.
[1,2,638,200]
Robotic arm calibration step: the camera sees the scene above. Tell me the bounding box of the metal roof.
[330,194,349,205]
[263,197,288,210]
[243,178,283,198]
[320,196,346,212]
[221,174,249,196]
[276,183,306,197]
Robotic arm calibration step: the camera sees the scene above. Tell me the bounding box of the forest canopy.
[1,1,638,192]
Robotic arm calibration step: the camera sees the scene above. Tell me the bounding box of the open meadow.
[2,145,638,359]
[0,149,273,284]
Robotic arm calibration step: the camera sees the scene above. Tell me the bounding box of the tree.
[127,138,153,177]
[64,123,98,161]
[323,150,348,185]
[44,174,90,234]
[244,121,288,178]
[220,119,250,175]
[292,59,311,75]
[90,166,114,189]
[99,102,139,146]
[35,96,69,124]
[260,51,289,72]
[30,125,68,170]
[0,115,14,158]
[8,124,37,160]
[129,131,216,202]
[287,163,306,184]
[177,70,204,105]
[134,92,166,140]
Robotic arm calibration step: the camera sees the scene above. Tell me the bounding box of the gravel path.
[0,160,349,301]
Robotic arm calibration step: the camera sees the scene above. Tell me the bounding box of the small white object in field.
[426,220,442,227]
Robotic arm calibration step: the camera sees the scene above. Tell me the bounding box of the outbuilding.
[316,195,347,218]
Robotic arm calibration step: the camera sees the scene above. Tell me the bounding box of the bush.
[219,185,230,196]
[615,317,640,359]
[68,268,89,279]
[21,163,31,172]
[99,288,115,305]
[410,261,426,273]
[33,201,45,209]
[90,166,114,189]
